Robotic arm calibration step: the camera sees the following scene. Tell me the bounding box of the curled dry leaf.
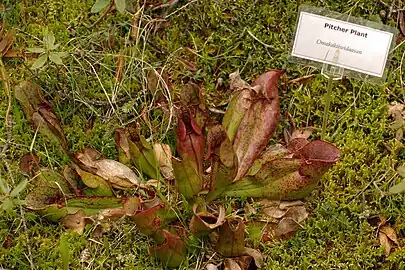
[61,210,91,234]
[255,200,308,241]
[242,247,264,269]
[379,231,392,257]
[19,153,40,174]
[153,143,174,180]
[379,225,398,245]
[378,223,399,257]
[76,148,139,189]
[0,31,13,56]
[206,263,219,270]
[189,204,226,236]
[15,81,69,151]
[287,74,315,85]
[223,259,242,270]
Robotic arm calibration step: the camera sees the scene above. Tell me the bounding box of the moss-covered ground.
[1,0,405,269]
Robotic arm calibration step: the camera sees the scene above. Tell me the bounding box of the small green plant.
[0,177,27,211]
[27,32,68,69]
[389,165,405,194]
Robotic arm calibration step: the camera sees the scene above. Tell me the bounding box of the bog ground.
[0,0,405,269]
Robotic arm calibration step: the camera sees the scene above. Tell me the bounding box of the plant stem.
[321,75,334,139]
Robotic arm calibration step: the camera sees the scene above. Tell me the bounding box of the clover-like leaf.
[26,47,46,53]
[44,32,56,49]
[49,52,63,65]
[10,179,28,198]
[31,54,48,69]
[91,0,110,13]
[115,0,126,14]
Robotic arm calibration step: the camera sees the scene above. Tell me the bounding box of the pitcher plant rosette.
[16,69,339,268]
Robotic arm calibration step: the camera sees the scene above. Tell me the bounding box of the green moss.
[1,0,404,268]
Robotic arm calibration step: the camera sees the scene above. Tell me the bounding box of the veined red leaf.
[232,70,283,182]
[176,113,204,175]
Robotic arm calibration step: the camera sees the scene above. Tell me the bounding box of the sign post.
[290,5,397,137]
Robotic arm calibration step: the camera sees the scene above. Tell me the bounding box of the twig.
[164,0,198,19]
[152,0,180,11]
[0,58,12,157]
[348,170,391,204]
[247,30,275,49]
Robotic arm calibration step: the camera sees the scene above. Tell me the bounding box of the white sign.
[291,12,394,77]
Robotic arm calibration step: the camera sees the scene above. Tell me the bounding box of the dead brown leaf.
[2,235,12,249]
[243,247,264,268]
[378,231,392,257]
[262,206,286,219]
[283,206,308,223]
[3,49,22,58]
[206,263,219,270]
[275,218,300,238]
[76,148,140,189]
[61,210,92,234]
[388,102,404,118]
[223,259,242,270]
[153,143,174,180]
[20,153,40,174]
[259,200,308,241]
[63,165,81,196]
[379,225,398,245]
[0,31,13,56]
[243,202,257,215]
